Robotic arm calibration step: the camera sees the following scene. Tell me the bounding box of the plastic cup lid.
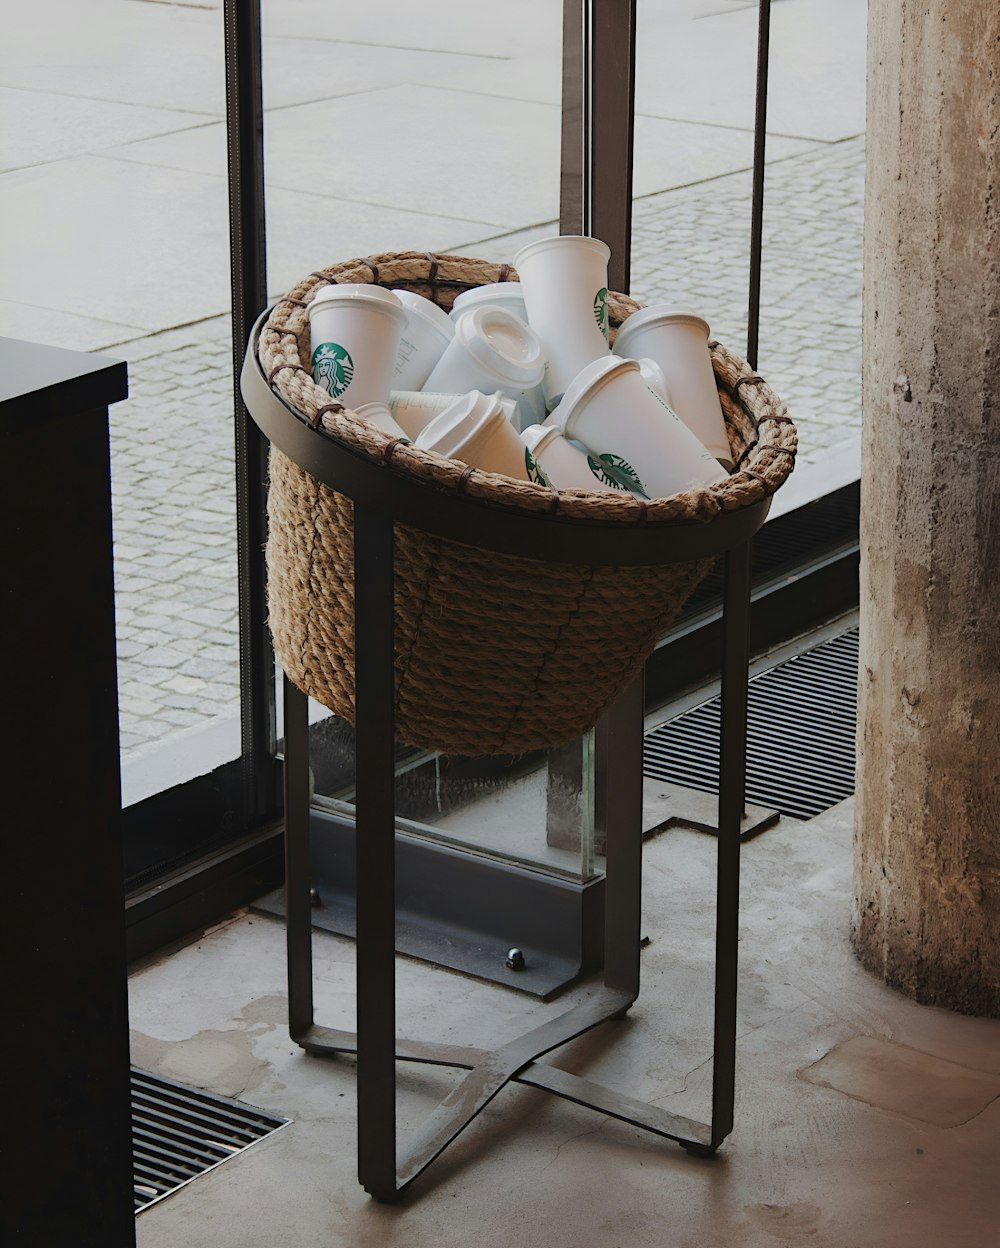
[513,234,612,270]
[452,282,524,314]
[551,356,639,437]
[413,390,505,458]
[392,289,454,342]
[613,307,711,351]
[520,423,562,457]
[456,306,544,387]
[306,283,406,325]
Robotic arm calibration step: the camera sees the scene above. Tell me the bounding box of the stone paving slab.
[634,0,868,142]
[0,85,216,173]
[0,154,496,339]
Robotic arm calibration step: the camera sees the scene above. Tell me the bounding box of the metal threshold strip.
[644,626,859,821]
[132,1067,289,1213]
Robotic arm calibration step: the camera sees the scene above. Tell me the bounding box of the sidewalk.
[0,0,867,786]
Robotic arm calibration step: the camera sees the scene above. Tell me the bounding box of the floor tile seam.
[93,144,519,232]
[264,180,516,230]
[0,293,148,335]
[98,315,234,359]
[633,109,861,147]
[261,33,515,61]
[264,85,400,114]
[0,78,221,121]
[633,137,865,209]
[797,1071,1000,1130]
[0,124,225,178]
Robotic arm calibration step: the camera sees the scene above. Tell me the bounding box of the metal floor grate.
[643,627,858,820]
[132,1067,289,1213]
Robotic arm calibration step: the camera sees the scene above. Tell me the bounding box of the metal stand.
[242,314,764,1201]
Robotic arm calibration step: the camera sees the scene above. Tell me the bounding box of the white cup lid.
[413,390,505,458]
[520,423,562,458]
[549,356,639,437]
[513,234,612,270]
[392,289,455,343]
[613,307,711,353]
[452,282,524,315]
[455,306,545,387]
[306,283,407,325]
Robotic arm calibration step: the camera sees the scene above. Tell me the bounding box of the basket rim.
[257,250,797,530]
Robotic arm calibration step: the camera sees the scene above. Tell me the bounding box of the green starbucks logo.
[311,342,355,398]
[588,452,647,496]
[525,447,550,486]
[594,287,609,340]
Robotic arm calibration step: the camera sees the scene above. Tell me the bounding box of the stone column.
[855,0,1000,1015]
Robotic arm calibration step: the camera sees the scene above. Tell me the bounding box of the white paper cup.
[391,289,455,390]
[450,281,527,324]
[512,235,612,408]
[414,390,541,483]
[511,382,548,433]
[389,390,518,440]
[306,284,406,408]
[522,424,641,495]
[549,357,729,499]
[613,309,732,466]
[351,402,410,441]
[637,357,669,403]
[422,307,545,416]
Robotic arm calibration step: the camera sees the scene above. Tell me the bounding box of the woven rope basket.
[260,251,797,757]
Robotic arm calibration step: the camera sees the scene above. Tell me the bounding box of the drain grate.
[643,627,858,820]
[132,1067,289,1212]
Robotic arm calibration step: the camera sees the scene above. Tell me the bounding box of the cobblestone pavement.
[631,136,864,458]
[113,136,864,763]
[113,328,239,758]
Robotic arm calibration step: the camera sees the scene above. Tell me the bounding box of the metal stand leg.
[711,539,753,1148]
[600,672,644,1000]
[353,504,399,1202]
[284,674,313,1040]
[282,539,752,1195]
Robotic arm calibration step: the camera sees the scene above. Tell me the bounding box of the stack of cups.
[447,283,545,428]
[302,257,731,497]
[423,306,546,433]
[514,235,613,410]
[613,309,733,470]
[415,391,544,484]
[306,284,410,439]
[545,357,729,498]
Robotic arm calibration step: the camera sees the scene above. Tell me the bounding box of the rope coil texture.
[260,251,797,756]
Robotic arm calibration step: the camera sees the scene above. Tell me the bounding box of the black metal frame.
[223,0,279,819]
[241,320,767,1198]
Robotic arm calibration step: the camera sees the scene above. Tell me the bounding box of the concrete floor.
[129,797,1000,1247]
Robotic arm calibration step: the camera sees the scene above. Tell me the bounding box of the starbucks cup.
[512,235,612,408]
[637,357,669,404]
[613,309,732,468]
[422,306,545,423]
[389,389,518,440]
[522,424,642,496]
[351,402,410,441]
[391,289,455,390]
[306,284,406,408]
[548,357,729,499]
[414,390,540,483]
[512,381,548,433]
[450,281,528,324]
